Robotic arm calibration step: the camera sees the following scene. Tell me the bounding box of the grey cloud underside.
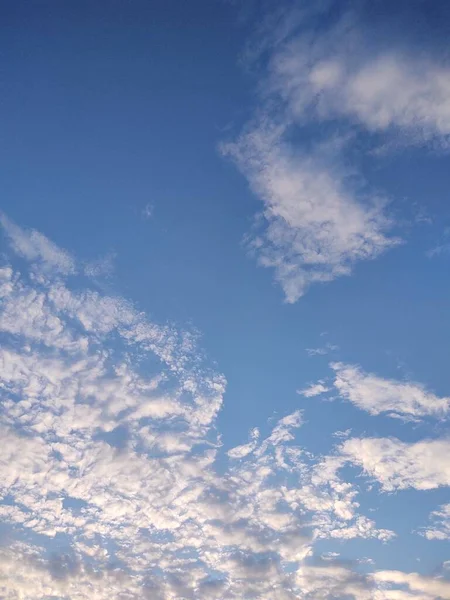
[1,221,449,598]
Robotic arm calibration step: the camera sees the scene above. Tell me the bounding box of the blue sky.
[1,1,450,598]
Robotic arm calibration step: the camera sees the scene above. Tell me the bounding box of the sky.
[1,0,450,598]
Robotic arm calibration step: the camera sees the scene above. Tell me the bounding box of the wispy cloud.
[298,381,331,398]
[306,343,339,357]
[1,214,76,275]
[223,126,397,302]
[422,503,450,541]
[83,252,115,278]
[269,28,450,145]
[224,1,450,301]
[332,362,450,420]
[341,436,450,491]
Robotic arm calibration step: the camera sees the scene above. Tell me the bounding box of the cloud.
[422,503,450,541]
[2,215,449,599]
[0,214,76,275]
[1,217,411,598]
[83,252,115,278]
[306,343,338,356]
[224,1,450,301]
[332,362,450,419]
[341,437,450,491]
[295,563,375,599]
[223,126,397,302]
[228,427,260,459]
[298,381,331,398]
[266,3,450,145]
[427,242,450,258]
[374,570,450,600]
[293,562,450,599]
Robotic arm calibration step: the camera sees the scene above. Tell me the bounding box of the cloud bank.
[1,217,448,598]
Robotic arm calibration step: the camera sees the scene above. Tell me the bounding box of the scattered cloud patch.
[223,128,398,302]
[341,436,450,491]
[84,252,115,278]
[298,381,331,398]
[332,362,450,419]
[1,214,76,275]
[0,218,413,598]
[422,503,450,541]
[306,343,339,356]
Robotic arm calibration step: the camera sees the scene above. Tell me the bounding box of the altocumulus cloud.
[1,216,449,598]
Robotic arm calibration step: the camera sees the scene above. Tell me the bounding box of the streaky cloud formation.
[331,362,450,419]
[0,213,76,276]
[300,361,450,420]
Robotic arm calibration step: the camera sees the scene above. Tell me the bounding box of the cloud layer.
[1,218,448,598]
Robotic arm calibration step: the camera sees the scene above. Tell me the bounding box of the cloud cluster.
[0,218,405,599]
[2,218,448,597]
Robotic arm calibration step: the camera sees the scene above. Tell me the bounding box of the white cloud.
[0,214,76,275]
[341,437,450,491]
[374,570,450,600]
[298,381,330,398]
[422,503,450,541]
[268,7,450,144]
[0,219,405,598]
[295,563,374,599]
[2,216,449,599]
[228,427,260,459]
[332,362,450,419]
[223,127,397,302]
[225,2,450,301]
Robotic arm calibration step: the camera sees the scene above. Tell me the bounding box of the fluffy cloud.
[1,217,414,599]
[270,26,450,144]
[332,362,450,419]
[223,126,397,302]
[374,570,450,600]
[341,437,450,491]
[225,1,450,301]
